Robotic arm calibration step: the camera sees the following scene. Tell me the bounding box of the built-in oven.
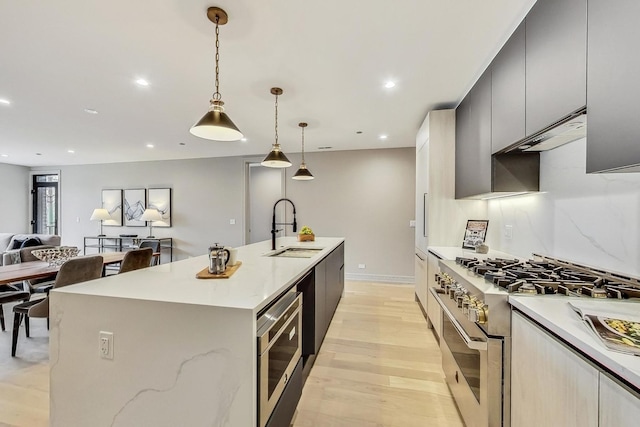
[257,292,302,427]
[432,287,508,427]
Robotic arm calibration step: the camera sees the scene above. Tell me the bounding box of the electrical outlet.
[409,220,416,228]
[504,225,513,240]
[99,331,113,360]
[358,264,366,269]
[229,219,236,225]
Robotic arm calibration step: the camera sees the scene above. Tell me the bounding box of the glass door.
[32,173,59,235]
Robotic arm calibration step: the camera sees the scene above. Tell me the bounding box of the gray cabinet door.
[525,0,587,135]
[314,259,327,350]
[492,23,525,154]
[586,0,640,173]
[455,69,492,199]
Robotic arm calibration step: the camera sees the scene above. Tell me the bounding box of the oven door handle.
[434,291,488,351]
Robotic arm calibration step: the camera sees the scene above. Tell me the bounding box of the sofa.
[0,233,62,266]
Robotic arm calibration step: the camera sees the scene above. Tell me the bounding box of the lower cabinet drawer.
[265,358,303,427]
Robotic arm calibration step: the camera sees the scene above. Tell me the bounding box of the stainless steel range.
[431,254,640,427]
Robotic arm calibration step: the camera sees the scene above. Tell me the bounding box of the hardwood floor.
[0,282,463,427]
[293,282,464,427]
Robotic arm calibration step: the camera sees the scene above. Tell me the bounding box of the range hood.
[500,109,587,154]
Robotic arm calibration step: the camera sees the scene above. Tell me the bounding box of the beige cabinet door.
[414,250,427,311]
[511,312,598,427]
[599,373,640,427]
[426,252,441,338]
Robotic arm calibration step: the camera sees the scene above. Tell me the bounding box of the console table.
[83,236,173,264]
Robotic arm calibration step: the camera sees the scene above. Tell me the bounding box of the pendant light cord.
[301,126,305,163]
[213,15,221,101]
[274,93,279,147]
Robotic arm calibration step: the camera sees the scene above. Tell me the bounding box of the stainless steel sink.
[267,247,323,258]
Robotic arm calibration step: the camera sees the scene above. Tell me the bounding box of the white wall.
[0,162,30,232]
[487,138,640,277]
[286,148,416,282]
[34,148,415,280]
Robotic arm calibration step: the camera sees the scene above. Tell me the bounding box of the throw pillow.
[10,239,25,250]
[20,237,42,248]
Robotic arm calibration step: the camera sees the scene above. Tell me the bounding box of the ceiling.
[0,0,536,167]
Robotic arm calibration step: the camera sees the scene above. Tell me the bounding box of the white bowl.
[31,247,80,266]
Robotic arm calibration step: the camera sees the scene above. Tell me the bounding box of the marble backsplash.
[486,138,640,277]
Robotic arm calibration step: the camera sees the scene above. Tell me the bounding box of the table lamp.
[90,208,112,236]
[140,208,162,238]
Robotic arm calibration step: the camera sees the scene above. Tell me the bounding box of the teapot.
[208,243,231,274]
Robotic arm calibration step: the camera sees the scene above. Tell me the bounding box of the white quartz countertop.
[510,295,640,390]
[54,237,344,313]
[427,246,519,261]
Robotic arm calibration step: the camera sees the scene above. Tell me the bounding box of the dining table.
[0,252,128,286]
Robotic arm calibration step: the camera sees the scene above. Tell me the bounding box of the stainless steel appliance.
[257,292,302,427]
[208,243,230,274]
[433,253,640,427]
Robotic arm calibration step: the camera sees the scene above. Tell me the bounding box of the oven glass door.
[442,312,481,402]
[265,310,300,400]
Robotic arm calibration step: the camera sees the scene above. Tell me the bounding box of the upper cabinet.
[586,0,640,173]
[525,0,587,135]
[492,22,525,154]
[455,69,492,199]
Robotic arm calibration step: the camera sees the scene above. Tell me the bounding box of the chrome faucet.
[271,198,297,250]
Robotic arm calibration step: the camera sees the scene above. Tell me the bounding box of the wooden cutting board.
[195,261,242,279]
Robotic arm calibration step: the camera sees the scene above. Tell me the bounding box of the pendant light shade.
[190,7,243,142]
[292,122,314,180]
[262,88,292,168]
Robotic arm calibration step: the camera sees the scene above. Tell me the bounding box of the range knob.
[468,304,488,324]
[457,293,470,308]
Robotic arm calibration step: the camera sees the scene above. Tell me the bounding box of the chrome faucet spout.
[271,198,297,250]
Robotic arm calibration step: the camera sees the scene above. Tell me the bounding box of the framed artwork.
[148,188,172,227]
[462,220,489,249]
[101,189,122,226]
[123,188,146,227]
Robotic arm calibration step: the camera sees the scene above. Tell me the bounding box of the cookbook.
[568,302,640,356]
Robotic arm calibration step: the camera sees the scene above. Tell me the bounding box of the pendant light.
[292,122,314,180]
[189,7,243,141]
[261,87,292,168]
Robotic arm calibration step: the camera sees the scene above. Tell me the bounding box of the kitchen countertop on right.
[510,295,640,391]
[427,246,519,261]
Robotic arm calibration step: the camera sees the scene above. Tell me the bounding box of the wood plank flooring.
[0,282,463,427]
[293,282,464,427]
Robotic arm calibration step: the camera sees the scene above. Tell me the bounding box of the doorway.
[245,163,285,244]
[31,172,59,235]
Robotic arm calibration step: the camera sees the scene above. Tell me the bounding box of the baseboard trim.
[345,273,414,284]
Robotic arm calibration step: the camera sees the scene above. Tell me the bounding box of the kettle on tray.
[208,244,231,274]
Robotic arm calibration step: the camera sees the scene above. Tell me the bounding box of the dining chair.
[138,240,160,265]
[118,247,153,273]
[19,245,57,293]
[11,255,103,357]
[0,286,30,332]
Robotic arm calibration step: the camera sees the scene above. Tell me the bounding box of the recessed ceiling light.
[146,143,154,148]
[67,150,75,154]
[1,154,8,157]
[0,99,11,105]
[240,138,248,142]
[379,134,388,140]
[179,142,186,146]
[356,131,363,134]
[384,81,396,89]
[84,108,98,114]
[318,146,332,150]
[36,153,42,156]
[136,78,150,87]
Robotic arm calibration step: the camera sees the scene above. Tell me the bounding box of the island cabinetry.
[525,0,587,135]
[299,242,344,357]
[599,373,640,426]
[586,0,640,173]
[511,312,598,427]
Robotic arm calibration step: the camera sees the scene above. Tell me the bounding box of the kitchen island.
[49,237,344,427]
